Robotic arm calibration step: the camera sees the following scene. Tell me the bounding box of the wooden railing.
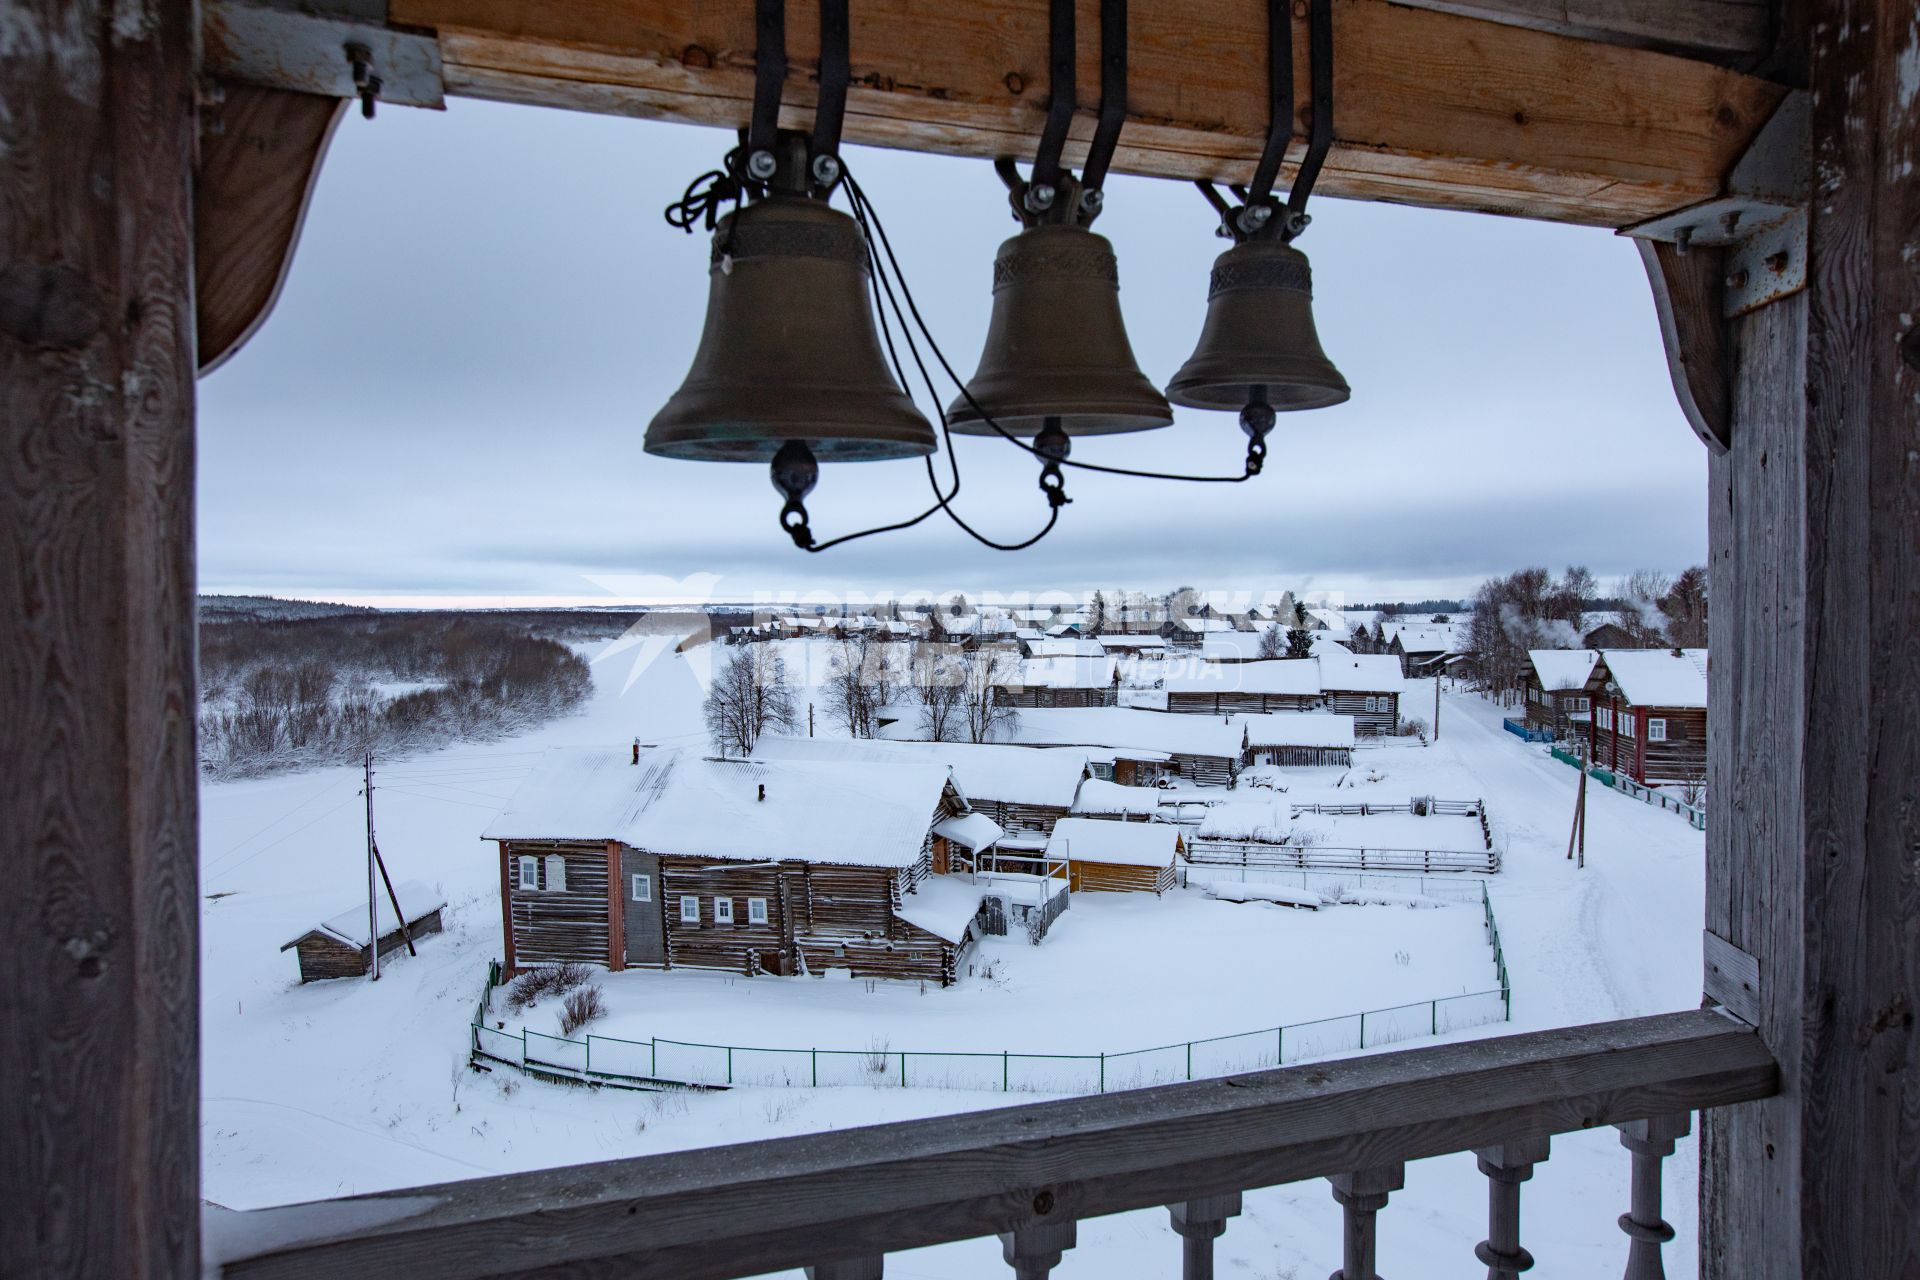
[208,1009,1774,1280]
[1188,839,1499,874]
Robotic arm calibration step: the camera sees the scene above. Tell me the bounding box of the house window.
[517,856,539,891]
[747,897,769,925]
[1090,761,1115,781]
[1620,712,1636,738]
[679,895,700,924]
[1598,707,1613,730]
[1571,697,1589,712]
[631,873,651,903]
[544,854,568,893]
[714,897,734,925]
[1647,718,1667,742]
[1364,696,1378,713]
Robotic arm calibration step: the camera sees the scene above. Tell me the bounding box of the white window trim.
[747,897,769,925]
[631,873,651,903]
[543,853,568,893]
[1648,718,1668,742]
[679,895,700,924]
[517,856,539,892]
[1620,712,1636,738]
[714,897,734,924]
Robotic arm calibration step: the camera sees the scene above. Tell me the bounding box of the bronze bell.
[1167,237,1349,412]
[946,224,1173,437]
[645,194,936,463]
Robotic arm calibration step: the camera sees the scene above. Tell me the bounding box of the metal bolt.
[1727,269,1749,290]
[1238,204,1273,234]
[1025,184,1057,214]
[1721,210,1743,236]
[747,149,778,180]
[1079,188,1103,215]
[811,153,842,187]
[1674,225,1694,257]
[1764,250,1790,274]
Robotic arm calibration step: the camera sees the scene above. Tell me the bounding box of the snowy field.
[199,637,1709,1276]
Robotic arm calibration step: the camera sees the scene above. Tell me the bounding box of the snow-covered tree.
[908,642,963,742]
[703,644,798,757]
[959,650,1020,744]
[1258,623,1285,659]
[1285,627,1314,660]
[824,635,896,739]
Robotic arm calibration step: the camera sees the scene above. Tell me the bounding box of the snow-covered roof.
[1070,778,1165,817]
[484,747,954,868]
[750,735,1089,808]
[1303,607,1351,638]
[1024,637,1106,659]
[1528,648,1600,692]
[1000,655,1117,690]
[967,706,1244,759]
[1316,654,1408,694]
[1163,659,1321,697]
[1201,632,1272,662]
[1311,636,1354,660]
[895,876,987,943]
[1175,618,1235,633]
[1599,648,1708,709]
[1387,625,1460,655]
[282,879,444,952]
[1094,634,1168,651]
[1045,817,1183,866]
[932,811,1004,852]
[1233,712,1356,748]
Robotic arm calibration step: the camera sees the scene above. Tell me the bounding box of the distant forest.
[196,610,626,778]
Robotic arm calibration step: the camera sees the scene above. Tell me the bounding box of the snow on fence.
[1186,840,1499,875]
[469,883,1514,1095]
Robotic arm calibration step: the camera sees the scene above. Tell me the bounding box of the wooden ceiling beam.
[1378,0,1771,65]
[369,0,1786,229]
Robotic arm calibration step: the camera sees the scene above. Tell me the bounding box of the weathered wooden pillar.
[0,2,201,1277]
[1701,0,1918,1274]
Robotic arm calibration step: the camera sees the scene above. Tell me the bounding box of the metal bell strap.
[1201,0,1333,246]
[1001,0,1130,229]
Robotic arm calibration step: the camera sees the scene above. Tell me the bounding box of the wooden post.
[1328,1164,1404,1280]
[1702,1,1920,1273]
[1474,1136,1549,1278]
[0,3,199,1275]
[497,841,517,976]
[605,841,625,971]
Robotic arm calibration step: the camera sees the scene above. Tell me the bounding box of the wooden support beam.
[1702,0,1920,1272]
[1379,0,1770,64]
[370,0,1785,228]
[0,3,201,1278]
[195,84,347,374]
[1636,238,1731,451]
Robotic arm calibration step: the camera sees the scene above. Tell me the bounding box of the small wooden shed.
[279,880,446,983]
[1046,818,1183,895]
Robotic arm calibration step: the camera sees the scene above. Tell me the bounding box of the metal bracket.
[203,0,445,109]
[1619,90,1807,317]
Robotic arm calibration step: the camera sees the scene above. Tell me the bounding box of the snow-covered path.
[196,654,1712,1276]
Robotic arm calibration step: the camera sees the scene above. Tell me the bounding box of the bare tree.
[1258,622,1285,658]
[908,642,964,742]
[824,635,897,738]
[704,644,799,757]
[1660,565,1709,648]
[1615,569,1673,646]
[959,650,1021,744]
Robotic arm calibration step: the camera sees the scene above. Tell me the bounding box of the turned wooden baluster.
[1616,1114,1691,1280]
[1168,1191,1243,1280]
[806,1258,883,1280]
[1328,1164,1405,1280]
[1474,1136,1550,1279]
[1000,1218,1077,1280]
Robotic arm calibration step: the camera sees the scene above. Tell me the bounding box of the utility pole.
[1565,740,1588,867]
[364,751,379,981]
[808,701,815,737]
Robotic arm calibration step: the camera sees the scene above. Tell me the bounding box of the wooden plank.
[0,4,201,1277]
[1382,0,1770,63]
[1702,929,1760,1025]
[381,0,1787,228]
[212,1010,1774,1279]
[194,84,346,374]
[1636,238,1731,450]
[1703,0,1919,1270]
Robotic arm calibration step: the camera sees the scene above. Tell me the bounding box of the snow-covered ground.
[199,645,1708,1276]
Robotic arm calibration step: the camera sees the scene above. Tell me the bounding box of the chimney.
[631,737,640,765]
[757,783,766,802]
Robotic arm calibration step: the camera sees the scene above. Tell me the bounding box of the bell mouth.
[645,426,932,464]
[1165,377,1351,413]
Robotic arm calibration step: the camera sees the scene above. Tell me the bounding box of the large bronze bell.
[946,224,1173,437]
[1167,237,1349,412]
[645,193,936,463]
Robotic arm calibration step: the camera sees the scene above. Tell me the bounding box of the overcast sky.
[197,99,1707,608]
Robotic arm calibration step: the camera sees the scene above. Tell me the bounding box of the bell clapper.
[770,440,820,549]
[1240,387,1276,476]
[1034,417,1072,508]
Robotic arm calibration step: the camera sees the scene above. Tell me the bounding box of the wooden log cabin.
[991,654,1119,708]
[1162,659,1322,715]
[934,705,1247,787]
[1045,818,1184,894]
[13,1,1916,1276]
[1233,712,1357,768]
[482,747,997,986]
[1581,649,1710,786]
[750,734,1091,841]
[277,880,446,983]
[1524,649,1599,738]
[1315,654,1406,736]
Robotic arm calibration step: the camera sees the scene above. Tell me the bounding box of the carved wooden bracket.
[1638,239,1731,452]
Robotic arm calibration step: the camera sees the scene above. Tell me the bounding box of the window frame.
[1620,712,1636,738]
[1647,717,1667,742]
[714,896,734,925]
[517,856,539,892]
[631,873,652,903]
[543,853,568,893]
[747,897,769,925]
[679,895,700,924]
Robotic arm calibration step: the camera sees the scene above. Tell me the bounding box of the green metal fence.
[470,882,1516,1094]
[1549,746,1706,829]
